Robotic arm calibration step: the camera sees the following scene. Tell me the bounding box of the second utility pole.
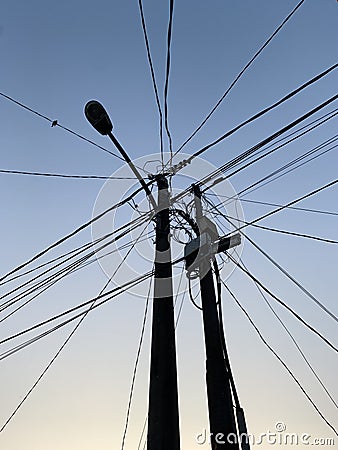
[193,184,239,450]
[147,175,180,450]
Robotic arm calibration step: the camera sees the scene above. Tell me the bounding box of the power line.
[169,65,338,172]
[138,0,164,162]
[211,179,338,238]
[0,221,152,321]
[205,196,338,244]
[244,233,338,324]
[204,195,338,324]
[0,182,153,284]
[174,0,306,156]
[238,179,338,233]
[164,0,175,158]
[136,268,187,450]
[208,205,338,245]
[238,198,338,217]
[227,254,337,353]
[0,271,153,355]
[0,230,150,432]
[167,96,338,210]
[242,221,338,245]
[0,92,124,162]
[199,103,338,191]
[222,282,338,437]
[0,214,149,312]
[0,169,135,180]
[120,276,152,450]
[236,254,338,409]
[237,138,338,199]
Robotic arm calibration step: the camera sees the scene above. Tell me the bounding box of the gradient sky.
[0,1,337,449]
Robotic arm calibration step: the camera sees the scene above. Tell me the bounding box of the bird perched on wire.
[51,120,58,127]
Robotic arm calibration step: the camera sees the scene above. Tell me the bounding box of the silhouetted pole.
[147,175,180,450]
[193,184,239,450]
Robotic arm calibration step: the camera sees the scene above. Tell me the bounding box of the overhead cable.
[138,0,164,162]
[170,65,337,172]
[223,282,337,437]
[174,0,307,156]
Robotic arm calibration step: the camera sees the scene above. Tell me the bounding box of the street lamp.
[84,100,157,210]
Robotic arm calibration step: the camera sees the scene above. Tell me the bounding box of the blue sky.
[0,1,337,449]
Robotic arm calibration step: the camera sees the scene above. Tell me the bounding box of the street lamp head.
[84,100,113,135]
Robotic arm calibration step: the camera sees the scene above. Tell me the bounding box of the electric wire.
[174,0,307,156]
[208,130,338,205]
[164,0,175,159]
[120,275,152,450]
[0,182,154,284]
[0,92,123,162]
[167,98,338,211]
[188,277,202,310]
[236,198,338,217]
[0,231,149,432]
[138,0,164,164]
[205,200,338,245]
[236,139,338,200]
[204,210,337,411]
[136,268,188,450]
[0,169,135,180]
[222,282,338,437]
[240,221,338,245]
[170,66,338,172]
[236,253,338,409]
[199,107,338,192]
[0,214,150,313]
[0,271,154,357]
[0,221,153,323]
[0,223,136,287]
[210,211,338,356]
[204,195,338,323]
[220,179,338,238]
[226,253,337,353]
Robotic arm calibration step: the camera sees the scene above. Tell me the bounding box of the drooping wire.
[169,65,338,172]
[136,267,187,450]
[0,218,153,322]
[204,195,338,323]
[0,271,154,359]
[164,0,175,161]
[0,92,123,162]
[0,271,153,350]
[0,213,149,312]
[236,137,338,199]
[138,0,164,165]
[174,0,307,156]
[0,169,135,180]
[218,179,338,238]
[205,199,338,350]
[234,198,338,217]
[207,128,338,204]
[222,282,338,437]
[226,253,337,353]
[0,227,152,432]
[167,95,338,210]
[120,275,152,450]
[205,201,338,245]
[235,253,338,409]
[199,106,338,192]
[0,182,154,284]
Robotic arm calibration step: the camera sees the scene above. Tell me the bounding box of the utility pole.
[193,184,239,450]
[147,175,180,450]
